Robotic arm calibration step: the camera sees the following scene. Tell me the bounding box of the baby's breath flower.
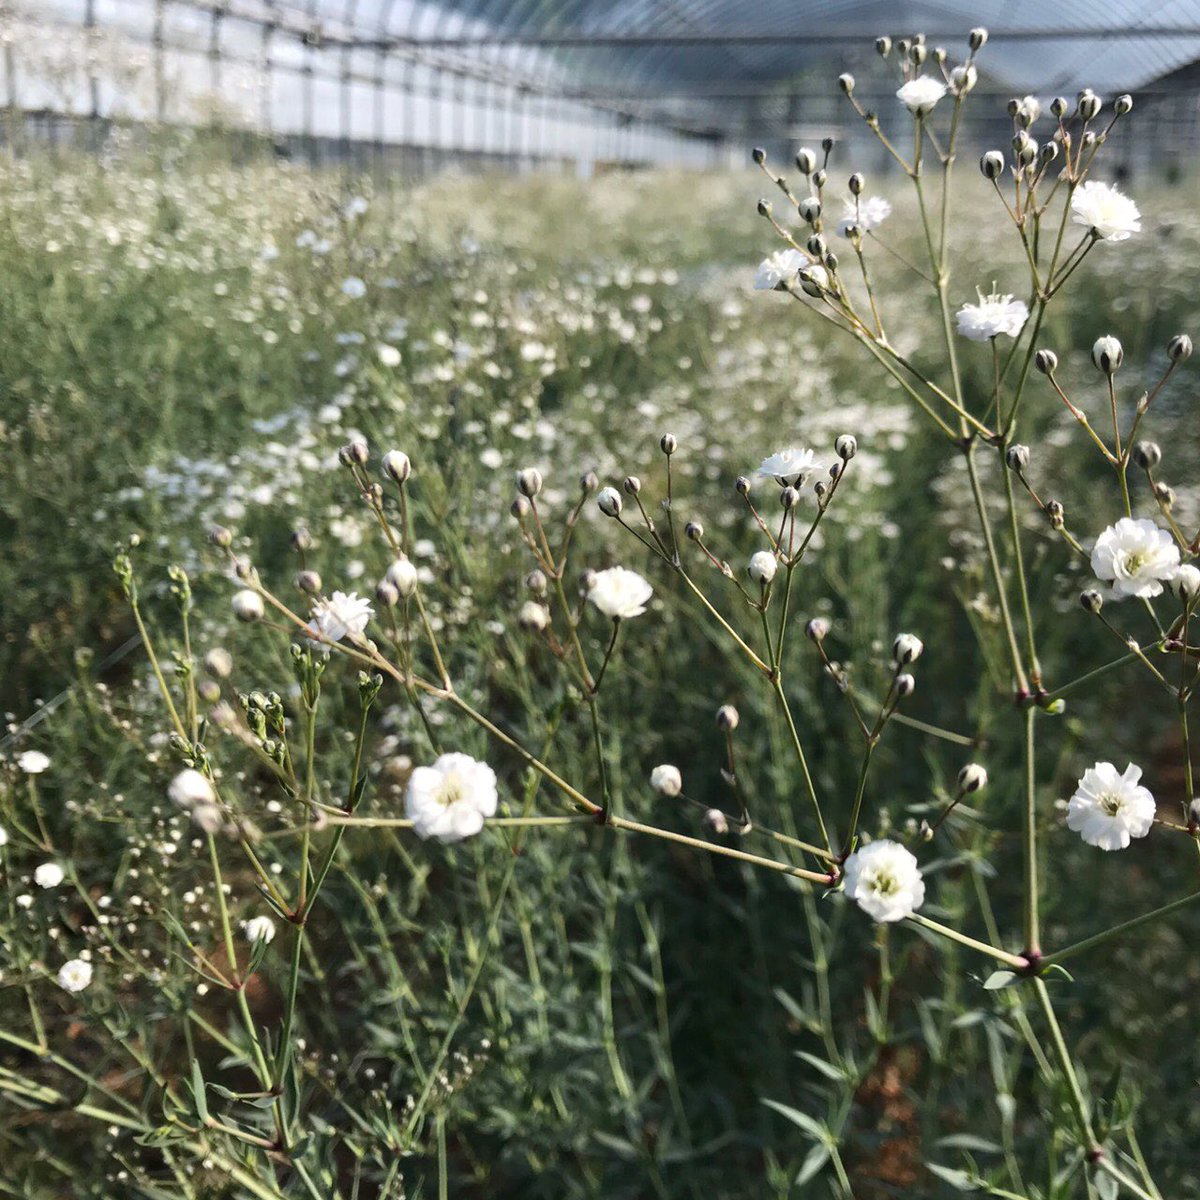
[1067,762,1155,850]
[956,290,1028,342]
[1071,180,1141,242]
[837,196,891,237]
[843,840,925,922]
[892,633,924,664]
[896,76,947,116]
[1170,564,1200,601]
[34,862,65,889]
[308,591,373,645]
[242,916,277,944]
[754,249,805,291]
[756,447,825,488]
[1091,518,1180,600]
[748,551,777,584]
[232,590,265,622]
[57,958,93,993]
[17,751,50,774]
[588,567,653,620]
[406,753,498,843]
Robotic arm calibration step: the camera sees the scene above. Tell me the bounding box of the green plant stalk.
[1040,889,1200,966]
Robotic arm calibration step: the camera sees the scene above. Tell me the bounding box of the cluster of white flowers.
[17,750,50,774]
[837,195,891,237]
[1070,180,1142,243]
[57,958,93,993]
[754,249,805,291]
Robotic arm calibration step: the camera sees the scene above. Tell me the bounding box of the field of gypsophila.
[9,46,1200,1199]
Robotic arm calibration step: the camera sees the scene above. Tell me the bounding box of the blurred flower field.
[5,117,1200,1198]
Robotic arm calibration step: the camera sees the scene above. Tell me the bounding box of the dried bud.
[895,673,916,698]
[958,762,988,793]
[516,467,543,498]
[1133,441,1162,470]
[386,557,418,597]
[382,450,411,484]
[209,525,233,549]
[1005,444,1031,471]
[685,520,704,541]
[1168,333,1193,362]
[597,487,623,517]
[716,704,740,732]
[848,172,865,195]
[1035,348,1058,375]
[650,764,683,798]
[805,617,830,642]
[1092,335,1124,373]
[622,475,641,495]
[748,551,777,584]
[1080,589,1104,613]
[232,590,264,622]
[296,569,322,595]
[525,569,548,595]
[1046,499,1065,529]
[980,150,1005,180]
[375,579,400,608]
[892,632,924,664]
[660,433,677,455]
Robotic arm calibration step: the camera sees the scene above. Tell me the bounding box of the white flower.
[897,76,947,116]
[341,276,367,298]
[17,751,50,774]
[0,825,7,847]
[1071,180,1141,242]
[588,567,653,620]
[1170,563,1200,601]
[232,590,265,622]
[756,447,826,487]
[406,752,498,843]
[842,839,925,922]
[242,916,277,944]
[1067,761,1155,850]
[168,769,216,811]
[308,591,373,644]
[386,557,418,597]
[748,551,778,584]
[650,764,682,797]
[754,249,805,291]
[57,959,93,992]
[956,290,1029,341]
[1091,518,1180,600]
[377,344,402,367]
[34,862,65,889]
[837,195,892,236]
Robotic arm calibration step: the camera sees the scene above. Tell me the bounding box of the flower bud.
[806,233,827,258]
[751,146,766,165]
[957,762,988,793]
[716,704,739,732]
[757,198,772,218]
[511,495,531,520]
[1051,95,1069,117]
[1168,333,1193,362]
[660,433,677,455]
[835,434,857,460]
[1034,348,1058,375]
[892,632,924,664]
[1005,444,1030,471]
[812,168,827,189]
[1046,499,1065,529]
[375,580,400,608]
[1114,94,1133,116]
[382,450,411,484]
[1092,335,1123,373]
[203,648,233,678]
[1081,589,1104,614]
[798,196,822,224]
[838,73,855,94]
[516,468,543,498]
[980,150,1005,180]
[518,601,549,631]
[805,617,830,642]
[1133,441,1162,470]
[232,590,264,622]
[342,439,369,467]
[735,475,752,496]
[525,569,548,595]
[597,487,623,517]
[1077,90,1101,121]
[951,64,976,94]
[296,569,322,595]
[1038,141,1059,165]
[848,172,865,195]
[969,26,987,50]
[650,764,683,798]
[1155,481,1176,508]
[622,475,641,495]
[386,557,418,597]
[198,679,221,704]
[780,486,801,510]
[704,808,729,834]
[1171,565,1200,602]
[895,673,916,698]
[749,551,777,584]
[795,147,817,174]
[875,35,892,56]
[685,520,704,541]
[909,42,926,66]
[209,525,233,549]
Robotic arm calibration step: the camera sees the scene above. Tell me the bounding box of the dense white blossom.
[588,567,653,619]
[1067,762,1155,850]
[243,916,277,943]
[17,751,50,774]
[406,753,499,843]
[837,196,892,236]
[308,591,373,644]
[956,290,1029,341]
[1071,181,1141,242]
[754,249,805,291]
[1091,518,1180,600]
[897,77,947,116]
[650,764,683,797]
[57,959,93,992]
[843,840,925,922]
[34,862,65,889]
[756,447,826,487]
